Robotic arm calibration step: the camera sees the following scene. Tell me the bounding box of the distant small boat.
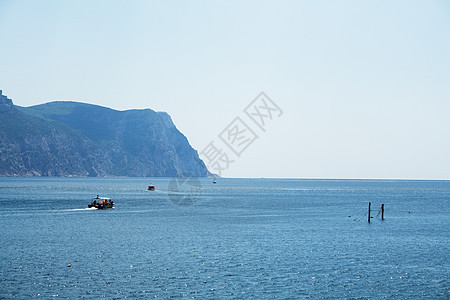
[213,180,217,184]
[148,183,155,191]
[88,196,114,209]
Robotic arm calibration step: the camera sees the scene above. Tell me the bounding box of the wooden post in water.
[381,204,385,220]
[368,202,371,223]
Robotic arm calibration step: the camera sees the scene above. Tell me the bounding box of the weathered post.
[368,202,371,223]
[381,204,385,220]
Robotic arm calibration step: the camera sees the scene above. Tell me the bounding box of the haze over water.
[0,177,448,298]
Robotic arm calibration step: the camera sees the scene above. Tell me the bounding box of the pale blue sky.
[1,0,449,179]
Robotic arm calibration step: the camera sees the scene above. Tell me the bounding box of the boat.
[88,196,114,209]
[148,182,155,191]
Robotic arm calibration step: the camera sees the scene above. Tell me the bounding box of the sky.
[0,0,449,179]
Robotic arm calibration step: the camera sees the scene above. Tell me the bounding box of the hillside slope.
[0,91,209,177]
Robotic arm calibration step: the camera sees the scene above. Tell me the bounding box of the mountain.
[0,90,209,177]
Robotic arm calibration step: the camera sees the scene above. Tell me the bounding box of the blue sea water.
[0,177,448,299]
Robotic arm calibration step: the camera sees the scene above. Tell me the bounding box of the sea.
[0,177,448,299]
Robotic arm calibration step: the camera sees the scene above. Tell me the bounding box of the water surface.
[0,178,448,298]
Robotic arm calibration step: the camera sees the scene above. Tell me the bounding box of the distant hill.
[0,90,209,177]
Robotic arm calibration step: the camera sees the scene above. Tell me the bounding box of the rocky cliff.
[0,91,209,177]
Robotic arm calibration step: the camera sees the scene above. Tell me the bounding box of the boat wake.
[60,207,98,212]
